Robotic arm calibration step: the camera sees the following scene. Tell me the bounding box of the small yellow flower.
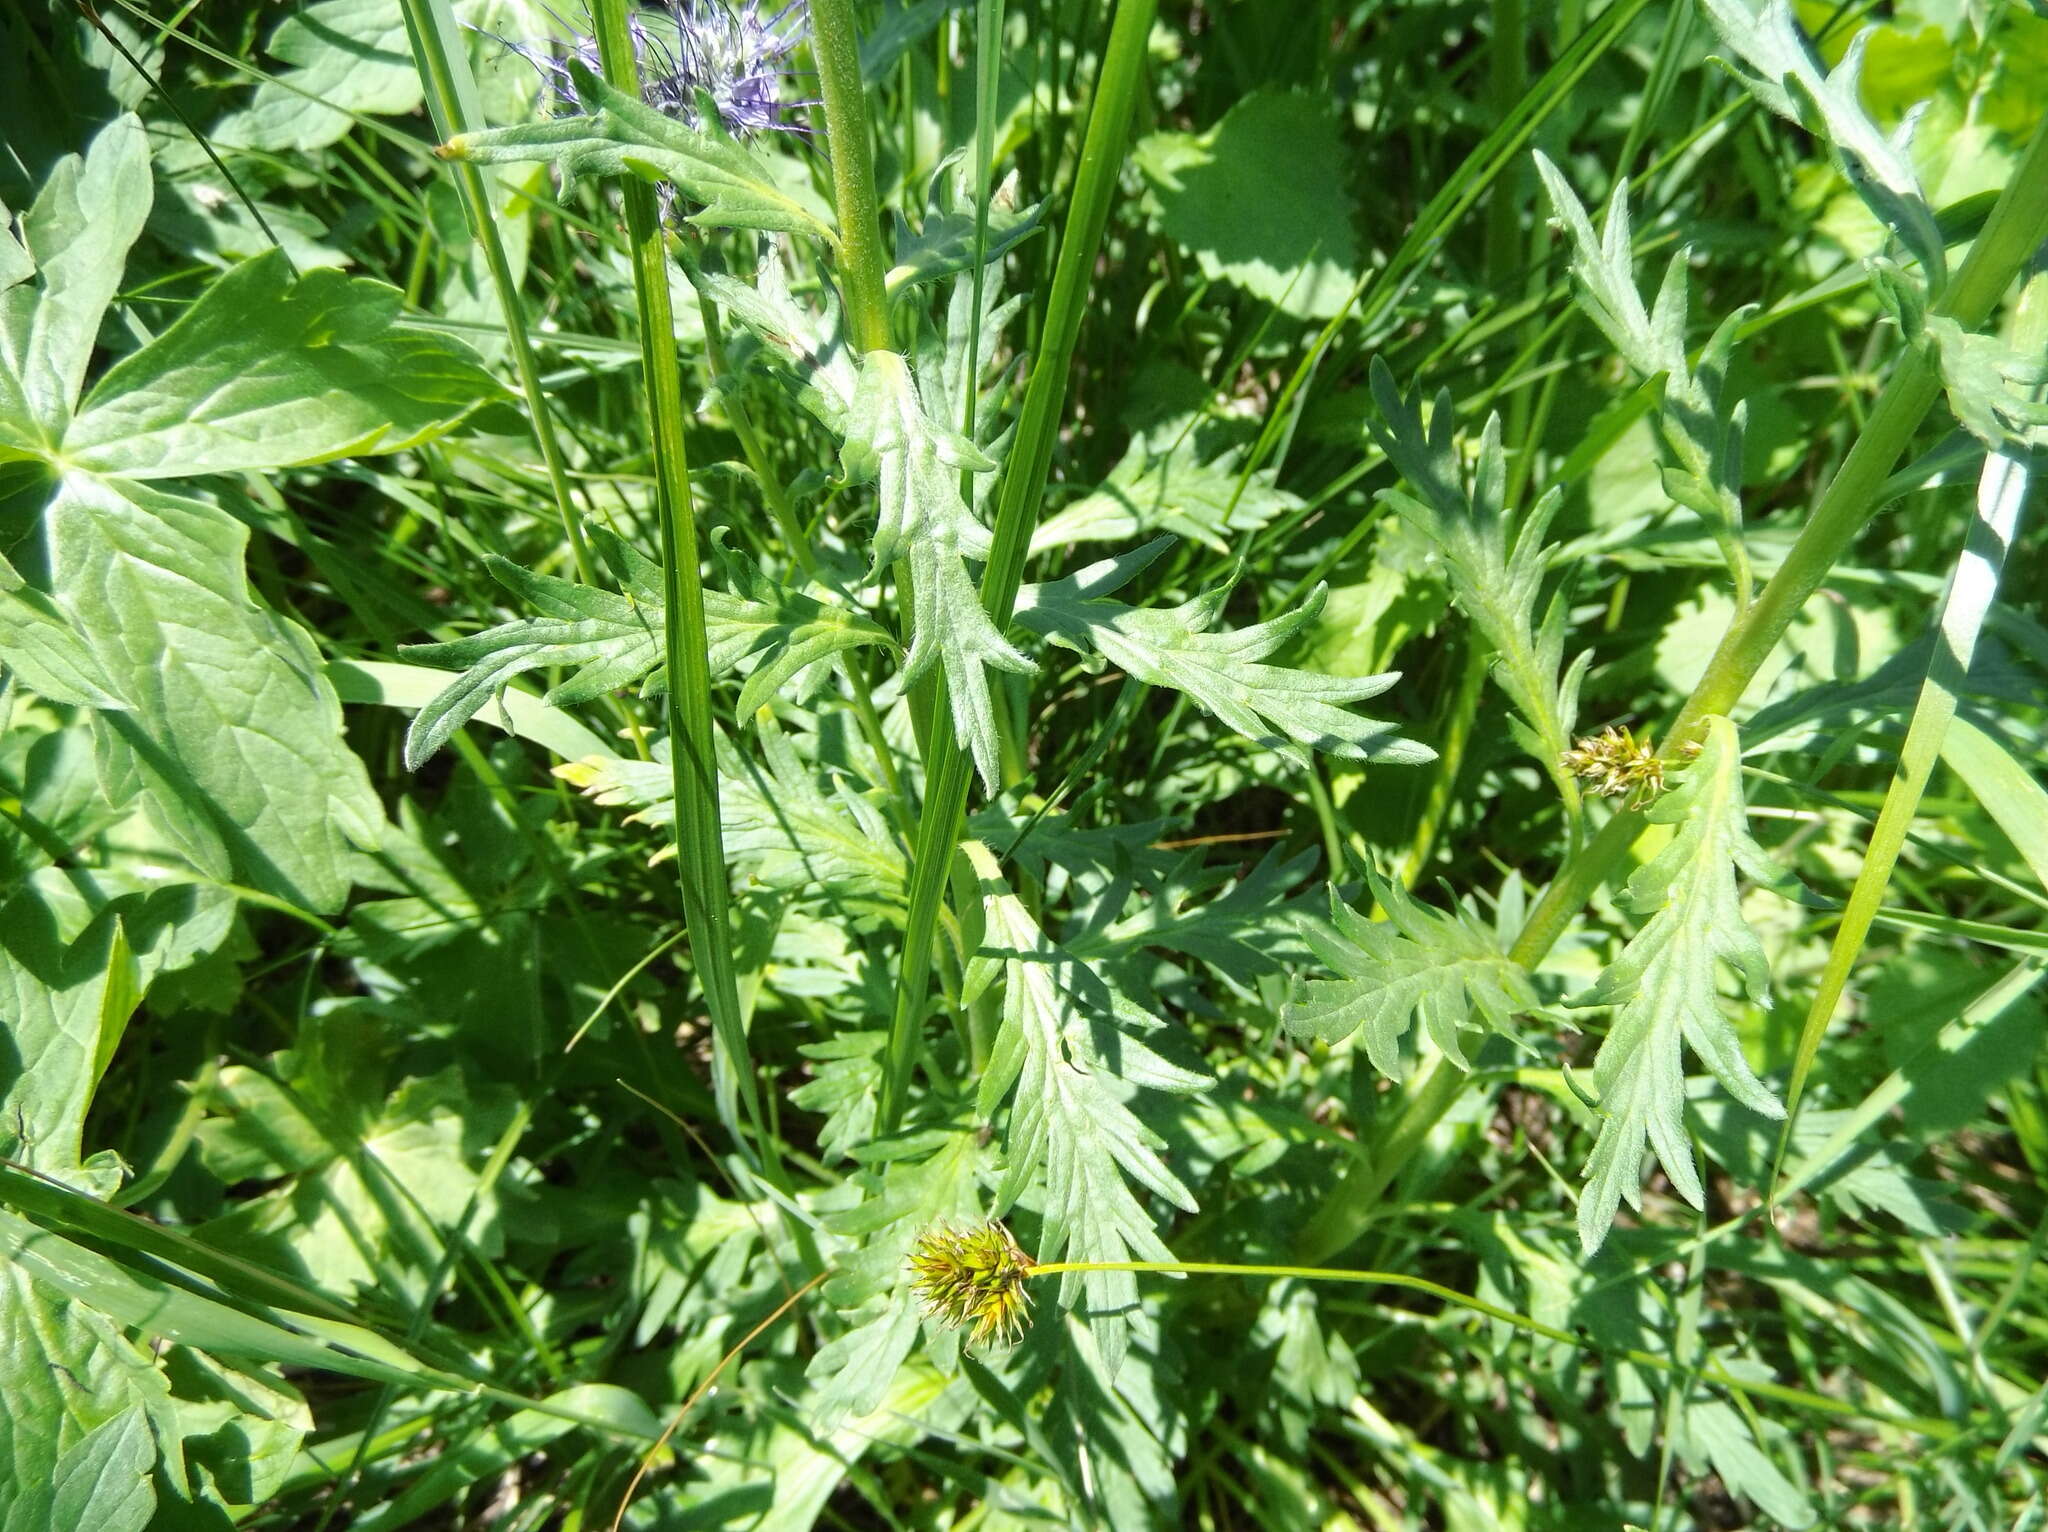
[907,1222,1034,1347]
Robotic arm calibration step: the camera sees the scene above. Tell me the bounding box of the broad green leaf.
[212,0,427,153]
[1285,867,1537,1074]
[399,527,890,768]
[1366,360,1583,778]
[1031,431,1304,557]
[35,1406,156,1532]
[0,1262,164,1532]
[0,563,126,708]
[0,114,150,454]
[965,841,1210,1375]
[1016,539,1432,769]
[211,0,545,153]
[1133,90,1361,319]
[195,1058,518,1301]
[65,251,504,478]
[18,473,383,912]
[0,872,235,1190]
[844,348,1032,791]
[0,200,31,288]
[1568,715,1792,1254]
[443,57,835,241]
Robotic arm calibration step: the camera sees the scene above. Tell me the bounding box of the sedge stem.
[1024,1259,1955,1437]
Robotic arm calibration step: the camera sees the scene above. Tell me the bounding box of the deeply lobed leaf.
[1567,715,1796,1253]
[964,842,1210,1375]
[1285,867,1537,1075]
[1017,539,1433,769]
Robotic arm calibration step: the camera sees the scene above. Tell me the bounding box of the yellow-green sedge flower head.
[908,1222,1034,1348]
[1560,724,1693,808]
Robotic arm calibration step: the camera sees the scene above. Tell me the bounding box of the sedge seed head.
[907,1222,1033,1348]
[1561,724,1678,808]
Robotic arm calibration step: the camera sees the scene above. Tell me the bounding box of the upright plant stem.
[879,0,1161,1130]
[1297,110,2048,1266]
[399,0,594,585]
[810,0,893,353]
[585,0,786,1205]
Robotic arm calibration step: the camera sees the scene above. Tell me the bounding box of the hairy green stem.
[1299,109,2048,1264]
[1025,1259,1955,1436]
[809,0,892,352]
[879,0,1160,1130]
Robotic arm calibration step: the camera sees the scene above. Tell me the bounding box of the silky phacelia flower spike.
[503,1,810,138]
[908,1222,1034,1348]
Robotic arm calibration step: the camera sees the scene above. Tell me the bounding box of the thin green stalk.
[1298,110,2048,1264]
[1772,263,2045,1178]
[809,0,893,352]
[1293,1048,1469,1264]
[879,0,1160,1130]
[1023,1259,1957,1437]
[585,0,782,1199]
[397,0,594,585]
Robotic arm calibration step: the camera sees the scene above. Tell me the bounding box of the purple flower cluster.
[509,1,810,138]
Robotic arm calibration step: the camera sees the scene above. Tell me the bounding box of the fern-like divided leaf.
[1531,159,1753,602]
[556,717,906,913]
[399,529,891,769]
[693,246,860,435]
[1284,866,1537,1075]
[439,58,835,243]
[1365,361,1583,782]
[842,347,1032,794]
[964,840,1211,1375]
[1697,0,1943,289]
[1567,715,1796,1254]
[1016,539,1432,769]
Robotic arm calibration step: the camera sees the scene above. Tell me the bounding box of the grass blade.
[397,0,594,584]
[1771,263,2045,1186]
[583,0,781,1196]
